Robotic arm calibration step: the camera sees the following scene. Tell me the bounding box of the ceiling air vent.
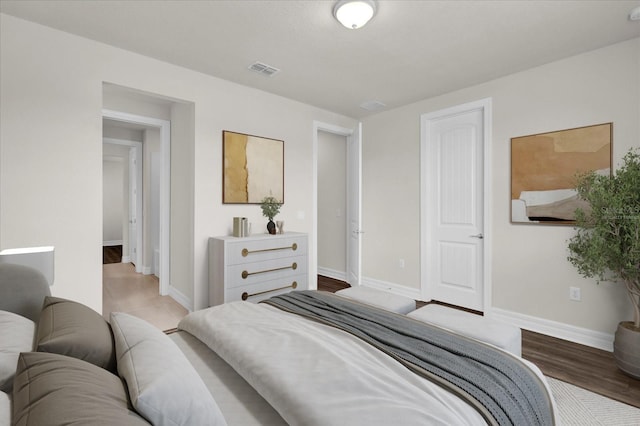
[248,61,280,77]
[359,100,387,111]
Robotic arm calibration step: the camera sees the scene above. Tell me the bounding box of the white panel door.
[347,123,362,286]
[423,105,485,311]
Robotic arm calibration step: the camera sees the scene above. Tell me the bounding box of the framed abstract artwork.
[223,130,284,204]
[511,123,612,225]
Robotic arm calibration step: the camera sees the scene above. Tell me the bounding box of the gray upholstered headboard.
[0,263,51,322]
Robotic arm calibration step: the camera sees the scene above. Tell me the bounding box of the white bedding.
[179,301,490,426]
[169,331,287,426]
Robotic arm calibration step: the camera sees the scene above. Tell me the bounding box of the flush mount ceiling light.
[630,6,640,21]
[333,0,376,30]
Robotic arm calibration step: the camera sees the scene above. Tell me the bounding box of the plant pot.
[613,321,640,379]
[267,219,276,235]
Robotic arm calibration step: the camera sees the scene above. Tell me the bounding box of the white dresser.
[208,232,308,306]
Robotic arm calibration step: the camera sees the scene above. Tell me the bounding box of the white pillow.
[110,312,227,426]
[0,310,35,392]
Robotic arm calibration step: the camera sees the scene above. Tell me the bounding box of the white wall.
[142,128,160,271]
[0,14,356,312]
[150,151,161,276]
[362,110,422,292]
[102,158,124,244]
[103,84,173,121]
[317,131,347,277]
[362,38,640,347]
[103,124,143,142]
[170,101,195,306]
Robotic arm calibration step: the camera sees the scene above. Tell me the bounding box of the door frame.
[102,138,143,272]
[102,109,171,296]
[419,98,492,312]
[312,121,361,287]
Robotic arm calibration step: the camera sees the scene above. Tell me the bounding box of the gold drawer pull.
[242,262,297,279]
[242,243,298,257]
[241,281,298,301]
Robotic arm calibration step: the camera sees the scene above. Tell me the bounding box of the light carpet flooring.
[548,377,640,425]
[102,262,188,331]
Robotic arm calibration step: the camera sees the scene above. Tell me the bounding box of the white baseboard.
[360,276,422,301]
[169,285,193,312]
[490,307,614,352]
[317,267,346,283]
[103,240,123,246]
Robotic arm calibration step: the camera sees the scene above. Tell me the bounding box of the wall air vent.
[359,100,387,111]
[248,61,280,77]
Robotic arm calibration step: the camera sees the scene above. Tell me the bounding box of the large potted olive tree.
[567,148,640,378]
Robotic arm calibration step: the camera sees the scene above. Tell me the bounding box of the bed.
[1,264,557,425]
[170,290,557,426]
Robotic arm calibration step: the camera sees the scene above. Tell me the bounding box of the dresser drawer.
[224,274,307,303]
[225,235,307,266]
[226,255,307,288]
[208,232,309,307]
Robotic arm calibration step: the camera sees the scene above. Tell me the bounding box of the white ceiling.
[2,0,639,118]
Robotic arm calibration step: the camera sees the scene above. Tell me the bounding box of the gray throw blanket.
[263,291,554,426]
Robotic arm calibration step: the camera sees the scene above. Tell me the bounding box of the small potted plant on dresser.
[260,195,282,235]
[567,148,640,379]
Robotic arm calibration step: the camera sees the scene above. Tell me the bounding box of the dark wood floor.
[317,275,640,408]
[103,245,122,264]
[522,329,640,408]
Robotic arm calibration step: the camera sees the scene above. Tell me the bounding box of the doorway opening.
[313,121,362,289]
[103,137,143,271]
[102,110,170,293]
[317,130,348,282]
[102,111,184,330]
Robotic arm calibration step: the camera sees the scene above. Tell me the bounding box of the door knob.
[469,233,484,239]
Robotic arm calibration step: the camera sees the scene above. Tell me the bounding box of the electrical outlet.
[569,287,581,301]
[399,259,405,268]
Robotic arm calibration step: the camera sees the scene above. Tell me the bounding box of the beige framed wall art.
[511,122,612,225]
[223,130,284,204]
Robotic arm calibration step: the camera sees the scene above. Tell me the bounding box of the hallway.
[102,262,188,331]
